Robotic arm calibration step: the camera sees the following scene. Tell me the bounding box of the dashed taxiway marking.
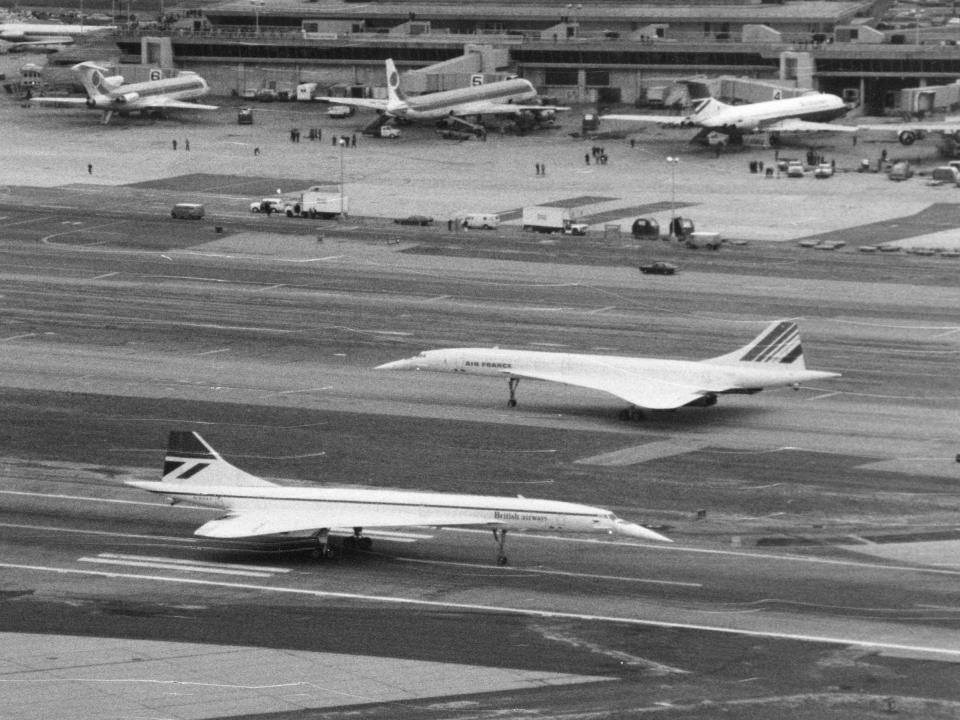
[4,561,960,659]
[79,553,290,578]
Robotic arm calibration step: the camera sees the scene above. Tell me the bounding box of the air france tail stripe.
[741,322,796,362]
[754,326,799,363]
[779,344,803,364]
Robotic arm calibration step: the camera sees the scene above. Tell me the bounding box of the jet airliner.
[602,80,854,145]
[318,58,567,132]
[31,61,217,124]
[378,320,840,419]
[0,22,115,52]
[127,432,670,565]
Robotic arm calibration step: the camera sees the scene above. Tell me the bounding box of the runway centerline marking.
[5,561,960,659]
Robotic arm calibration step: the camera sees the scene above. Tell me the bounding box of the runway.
[2,97,960,718]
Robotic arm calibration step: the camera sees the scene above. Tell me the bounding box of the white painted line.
[4,562,960,658]
[91,272,119,280]
[396,557,702,588]
[79,557,276,577]
[0,333,37,342]
[0,489,197,509]
[97,553,291,573]
[197,348,232,356]
[0,521,196,543]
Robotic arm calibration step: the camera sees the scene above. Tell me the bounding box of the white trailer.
[296,82,319,101]
[284,191,348,218]
[521,206,588,235]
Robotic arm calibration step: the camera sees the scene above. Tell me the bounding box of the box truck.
[521,206,588,235]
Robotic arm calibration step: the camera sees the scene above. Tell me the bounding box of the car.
[639,261,677,275]
[250,197,284,213]
[379,125,400,138]
[786,161,805,178]
[327,105,354,118]
[813,162,834,178]
[237,107,253,125]
[394,215,434,226]
[171,202,205,220]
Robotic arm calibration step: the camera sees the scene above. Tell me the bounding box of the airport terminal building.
[97,0,960,114]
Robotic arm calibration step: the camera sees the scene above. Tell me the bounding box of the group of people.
[171,139,190,151]
[586,145,609,165]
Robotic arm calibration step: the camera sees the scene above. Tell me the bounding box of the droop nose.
[614,520,672,543]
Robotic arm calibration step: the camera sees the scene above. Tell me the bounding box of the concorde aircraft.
[377,320,840,420]
[317,58,567,133]
[31,61,217,124]
[602,80,854,146]
[126,432,669,565]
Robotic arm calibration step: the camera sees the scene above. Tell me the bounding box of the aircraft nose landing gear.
[507,377,520,407]
[493,528,509,565]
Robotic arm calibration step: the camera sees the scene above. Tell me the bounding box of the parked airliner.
[602,80,854,145]
[318,58,567,132]
[0,22,115,52]
[377,320,840,420]
[127,432,670,565]
[31,61,217,123]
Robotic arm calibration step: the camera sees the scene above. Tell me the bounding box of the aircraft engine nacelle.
[115,92,140,104]
[86,94,111,109]
[684,393,718,408]
[100,75,125,91]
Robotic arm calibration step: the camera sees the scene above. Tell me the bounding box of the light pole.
[339,137,346,217]
[666,156,678,238]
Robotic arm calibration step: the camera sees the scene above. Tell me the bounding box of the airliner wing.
[30,97,90,107]
[141,98,219,110]
[601,113,691,126]
[505,367,708,410]
[460,102,570,116]
[858,120,960,135]
[315,97,389,111]
[760,118,857,134]
[196,508,498,539]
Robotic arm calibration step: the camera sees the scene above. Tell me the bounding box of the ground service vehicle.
[328,104,354,118]
[631,217,660,238]
[395,215,433,226]
[237,107,253,124]
[685,231,723,250]
[521,206,588,235]
[171,203,205,220]
[284,191,348,218]
[296,83,318,101]
[639,261,677,275]
[463,213,500,229]
[888,161,913,181]
[379,125,400,138]
[251,198,284,213]
[813,162,834,178]
[786,160,805,178]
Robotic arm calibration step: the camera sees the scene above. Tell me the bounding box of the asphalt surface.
[1,85,960,719]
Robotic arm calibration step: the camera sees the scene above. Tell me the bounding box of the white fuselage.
[700,93,847,130]
[387,347,833,392]
[130,481,634,536]
[96,73,209,110]
[390,78,537,120]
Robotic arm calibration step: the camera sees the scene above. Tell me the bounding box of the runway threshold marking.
[5,561,960,660]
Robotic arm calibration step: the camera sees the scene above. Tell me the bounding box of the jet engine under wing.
[469,102,570,116]
[196,507,497,539]
[503,366,709,410]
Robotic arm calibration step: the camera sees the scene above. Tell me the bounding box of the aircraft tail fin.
[385,58,407,105]
[161,431,277,487]
[676,79,728,120]
[709,321,807,368]
[71,61,121,99]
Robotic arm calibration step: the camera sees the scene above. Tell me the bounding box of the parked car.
[786,160,805,178]
[250,198,284,213]
[379,125,400,138]
[171,202,205,220]
[639,261,677,275]
[888,161,913,181]
[813,162,834,178]
[394,214,434,226]
[328,104,354,118]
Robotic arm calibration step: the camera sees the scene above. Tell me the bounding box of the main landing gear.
[493,528,509,565]
[311,527,372,560]
[618,406,645,421]
[507,377,520,407]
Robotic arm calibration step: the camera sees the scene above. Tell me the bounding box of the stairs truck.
[521,206,588,235]
[284,191,348,218]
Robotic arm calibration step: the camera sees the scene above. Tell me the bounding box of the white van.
[171,202,205,220]
[462,213,500,230]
